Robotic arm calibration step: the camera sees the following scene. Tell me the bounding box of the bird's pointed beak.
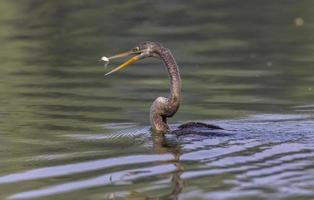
[102,50,144,76]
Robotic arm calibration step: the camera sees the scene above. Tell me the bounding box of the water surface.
[0,0,314,199]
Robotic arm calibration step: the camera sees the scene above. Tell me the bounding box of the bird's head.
[102,41,163,76]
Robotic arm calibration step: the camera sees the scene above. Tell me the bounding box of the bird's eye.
[132,47,140,52]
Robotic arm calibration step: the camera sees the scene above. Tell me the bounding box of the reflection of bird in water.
[102,41,224,135]
[104,134,184,200]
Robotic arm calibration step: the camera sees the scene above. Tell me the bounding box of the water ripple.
[0,154,174,184]
[9,164,177,200]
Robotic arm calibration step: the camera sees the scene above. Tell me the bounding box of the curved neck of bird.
[150,47,181,133]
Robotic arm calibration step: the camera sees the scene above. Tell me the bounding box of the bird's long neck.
[150,47,181,133]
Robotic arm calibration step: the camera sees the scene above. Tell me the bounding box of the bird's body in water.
[102,41,224,135]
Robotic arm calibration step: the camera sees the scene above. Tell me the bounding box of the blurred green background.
[1,0,313,133]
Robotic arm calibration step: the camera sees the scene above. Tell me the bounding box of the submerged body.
[172,122,230,137]
[103,41,223,135]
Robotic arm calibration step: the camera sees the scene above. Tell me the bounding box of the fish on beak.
[101,49,147,76]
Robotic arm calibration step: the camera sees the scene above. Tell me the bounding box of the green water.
[0,0,314,199]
